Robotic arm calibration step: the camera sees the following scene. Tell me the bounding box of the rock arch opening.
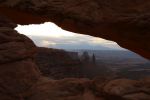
[0,0,150,99]
[15,22,124,50]
[0,13,149,100]
[14,22,150,80]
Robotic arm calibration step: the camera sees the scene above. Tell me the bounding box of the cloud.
[15,22,125,50]
[27,35,125,50]
[40,40,56,47]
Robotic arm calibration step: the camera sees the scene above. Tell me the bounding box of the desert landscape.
[35,48,150,80]
[0,0,150,100]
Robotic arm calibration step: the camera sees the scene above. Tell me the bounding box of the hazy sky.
[15,22,125,50]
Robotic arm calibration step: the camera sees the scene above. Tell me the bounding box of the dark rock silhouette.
[0,1,150,99]
[35,48,110,79]
[92,53,96,64]
[81,51,90,62]
[35,47,84,79]
[0,16,150,100]
[0,16,40,100]
[0,0,150,59]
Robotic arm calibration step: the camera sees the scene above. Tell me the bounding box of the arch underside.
[0,1,150,100]
[0,0,150,59]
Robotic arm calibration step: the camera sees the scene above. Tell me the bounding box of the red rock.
[35,47,84,79]
[0,0,150,59]
[103,79,150,100]
[0,17,40,99]
[103,79,139,96]
[0,2,150,99]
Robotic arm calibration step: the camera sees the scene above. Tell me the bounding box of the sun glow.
[15,22,75,38]
[15,22,124,50]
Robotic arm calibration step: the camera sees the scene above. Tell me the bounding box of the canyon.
[0,0,150,59]
[0,0,150,100]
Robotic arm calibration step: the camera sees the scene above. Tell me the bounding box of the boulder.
[103,79,150,100]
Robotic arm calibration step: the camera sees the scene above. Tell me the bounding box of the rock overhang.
[0,0,150,59]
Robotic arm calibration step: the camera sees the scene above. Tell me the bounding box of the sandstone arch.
[0,0,150,100]
[0,0,149,59]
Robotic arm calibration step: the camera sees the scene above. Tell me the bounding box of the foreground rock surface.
[24,77,150,100]
[0,16,149,100]
[0,0,150,59]
[0,16,40,100]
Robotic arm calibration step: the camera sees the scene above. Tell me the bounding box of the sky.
[15,22,125,50]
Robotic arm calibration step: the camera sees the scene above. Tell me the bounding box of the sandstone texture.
[0,16,40,100]
[0,1,150,100]
[22,77,150,100]
[0,0,150,59]
[0,17,149,100]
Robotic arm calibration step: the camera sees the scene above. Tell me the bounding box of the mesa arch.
[0,1,150,100]
[0,0,150,59]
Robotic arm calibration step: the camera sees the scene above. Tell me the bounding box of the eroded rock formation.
[0,16,40,100]
[0,16,149,100]
[35,47,84,79]
[0,0,150,59]
[0,1,150,100]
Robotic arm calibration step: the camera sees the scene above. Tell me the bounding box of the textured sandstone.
[0,0,150,59]
[0,18,150,99]
[0,28,37,64]
[103,78,150,100]
[0,17,149,100]
[0,17,40,99]
[0,1,150,100]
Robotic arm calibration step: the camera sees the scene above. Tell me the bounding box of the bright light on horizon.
[15,22,75,38]
[15,22,125,50]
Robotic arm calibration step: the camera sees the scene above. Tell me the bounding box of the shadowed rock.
[0,0,150,59]
[0,1,150,100]
[0,16,40,99]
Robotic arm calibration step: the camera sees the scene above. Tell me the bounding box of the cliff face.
[0,16,40,100]
[0,0,150,59]
[35,47,111,79]
[35,47,84,79]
